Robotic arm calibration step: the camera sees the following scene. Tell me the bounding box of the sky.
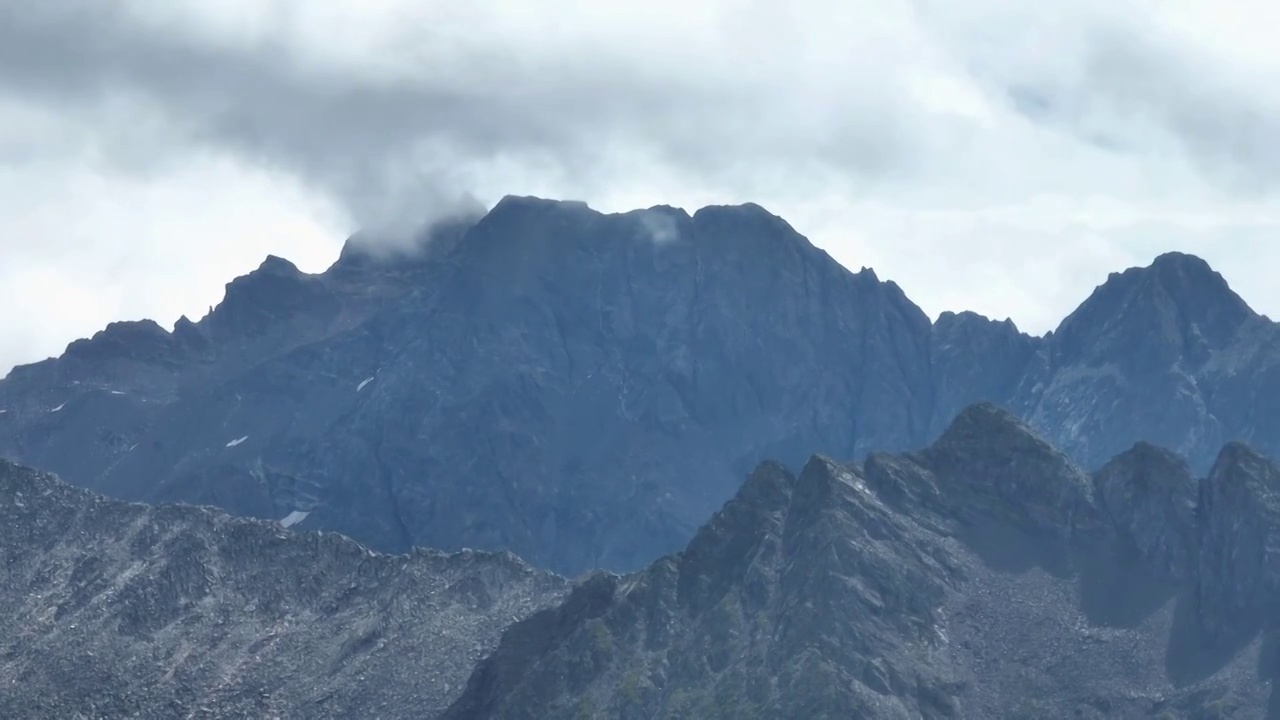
[3,0,1280,374]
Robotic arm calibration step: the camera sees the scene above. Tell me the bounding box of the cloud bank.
[2,0,1280,371]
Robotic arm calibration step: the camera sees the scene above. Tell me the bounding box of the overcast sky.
[3,0,1280,373]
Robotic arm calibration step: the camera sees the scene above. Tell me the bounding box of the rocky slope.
[2,197,1279,574]
[443,406,1280,719]
[0,459,567,719]
[1012,251,1279,470]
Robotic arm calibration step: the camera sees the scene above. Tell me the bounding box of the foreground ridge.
[0,460,567,719]
[445,405,1280,719]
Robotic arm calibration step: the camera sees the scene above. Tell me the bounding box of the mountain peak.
[1093,441,1198,578]
[922,403,1095,535]
[257,254,300,276]
[490,194,593,216]
[934,402,1036,446]
[1052,252,1255,369]
[1206,441,1280,495]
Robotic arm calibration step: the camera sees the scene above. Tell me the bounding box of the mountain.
[1012,251,1277,469]
[0,458,567,719]
[2,198,1279,575]
[0,197,938,574]
[442,406,1280,719]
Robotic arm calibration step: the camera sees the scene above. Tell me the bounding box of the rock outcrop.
[0,460,567,719]
[444,406,1280,719]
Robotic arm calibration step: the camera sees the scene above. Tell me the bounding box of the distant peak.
[735,460,796,512]
[491,195,593,214]
[1148,250,1212,272]
[1106,441,1190,471]
[1095,441,1197,503]
[64,319,176,360]
[1207,441,1276,482]
[935,310,1019,331]
[691,201,785,225]
[1052,251,1255,364]
[924,403,1094,533]
[642,204,690,217]
[935,402,1035,445]
[676,461,794,611]
[258,255,300,275]
[1144,252,1247,305]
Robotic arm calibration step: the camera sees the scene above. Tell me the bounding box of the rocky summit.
[443,405,1280,719]
[2,198,1280,575]
[0,459,567,719]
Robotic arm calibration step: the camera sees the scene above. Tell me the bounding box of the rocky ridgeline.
[444,406,1280,719]
[0,460,567,719]
[3,197,1280,578]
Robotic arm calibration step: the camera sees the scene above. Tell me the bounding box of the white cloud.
[2,0,1280,373]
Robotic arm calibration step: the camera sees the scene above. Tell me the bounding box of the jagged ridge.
[445,405,1280,718]
[0,460,567,719]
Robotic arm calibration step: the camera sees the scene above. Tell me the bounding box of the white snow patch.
[110,390,125,395]
[357,376,375,392]
[280,510,310,528]
[225,436,249,448]
[49,402,66,413]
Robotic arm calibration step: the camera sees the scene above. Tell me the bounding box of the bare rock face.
[1195,443,1280,643]
[9,403,1280,718]
[444,407,1280,719]
[0,460,567,719]
[4,199,1280,577]
[0,198,939,575]
[1095,442,1199,581]
[1013,252,1265,470]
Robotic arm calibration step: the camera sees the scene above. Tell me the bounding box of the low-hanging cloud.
[0,0,936,239]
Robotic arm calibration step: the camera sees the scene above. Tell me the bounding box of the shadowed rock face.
[3,199,1280,575]
[9,405,1280,718]
[0,459,567,719]
[443,406,1280,720]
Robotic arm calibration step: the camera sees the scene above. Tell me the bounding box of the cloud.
[3,0,1280,371]
[0,0,940,233]
[637,210,681,245]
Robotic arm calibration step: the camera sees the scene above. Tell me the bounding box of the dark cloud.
[4,0,1280,373]
[0,0,923,239]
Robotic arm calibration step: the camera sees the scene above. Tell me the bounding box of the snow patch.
[280,510,310,528]
[49,402,66,413]
[225,436,249,448]
[357,376,375,392]
[110,390,125,395]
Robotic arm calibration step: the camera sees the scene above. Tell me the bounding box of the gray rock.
[1195,443,1280,642]
[1095,442,1199,580]
[444,406,1280,719]
[0,459,567,719]
[4,201,1280,577]
[0,198,939,575]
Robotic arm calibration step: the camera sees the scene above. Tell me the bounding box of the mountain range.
[1,196,1277,579]
[6,406,1280,718]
